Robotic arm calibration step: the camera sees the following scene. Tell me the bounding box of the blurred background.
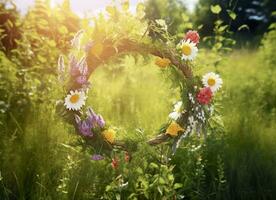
[0,0,276,199]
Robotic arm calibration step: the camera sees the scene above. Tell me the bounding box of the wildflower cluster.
[57,26,223,162]
[161,30,223,144]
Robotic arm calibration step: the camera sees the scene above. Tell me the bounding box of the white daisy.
[179,39,198,61]
[169,101,183,120]
[64,90,86,111]
[202,72,223,92]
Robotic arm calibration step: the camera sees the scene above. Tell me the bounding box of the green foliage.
[0,0,81,126]
[145,0,188,37]
[103,159,180,199]
[0,1,21,55]
[210,5,222,14]
[194,0,276,45]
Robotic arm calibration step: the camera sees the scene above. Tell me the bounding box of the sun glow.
[50,0,60,8]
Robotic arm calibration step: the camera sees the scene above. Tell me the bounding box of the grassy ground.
[1,48,276,199]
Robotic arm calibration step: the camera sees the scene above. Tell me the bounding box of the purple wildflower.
[91,154,104,161]
[87,108,105,128]
[74,114,81,124]
[69,55,79,77]
[69,55,89,77]
[77,56,88,76]
[71,30,84,48]
[75,115,93,137]
[95,114,105,128]
[76,76,87,84]
[79,119,93,137]
[84,41,94,53]
[87,107,97,125]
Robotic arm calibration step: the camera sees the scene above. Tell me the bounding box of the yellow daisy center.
[207,78,216,86]
[182,44,192,56]
[70,94,80,104]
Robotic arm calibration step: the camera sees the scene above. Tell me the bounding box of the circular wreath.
[56,9,223,164]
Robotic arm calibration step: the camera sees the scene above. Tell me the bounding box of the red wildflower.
[197,87,213,105]
[184,30,200,45]
[124,152,130,162]
[111,158,119,169]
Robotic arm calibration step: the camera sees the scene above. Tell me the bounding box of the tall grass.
[88,55,177,137]
[1,39,276,199]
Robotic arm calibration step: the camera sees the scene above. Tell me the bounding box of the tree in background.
[194,0,276,45]
[144,0,189,37]
[0,0,21,55]
[0,0,81,132]
[23,0,80,53]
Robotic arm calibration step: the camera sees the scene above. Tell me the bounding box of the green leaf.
[182,13,189,22]
[115,193,120,200]
[197,24,203,30]
[149,162,158,169]
[121,0,129,11]
[238,24,249,31]
[173,183,183,189]
[37,55,47,63]
[136,2,145,19]
[227,10,237,20]
[48,40,56,47]
[105,185,112,191]
[136,167,143,174]
[39,19,48,26]
[268,23,276,30]
[214,42,222,50]
[5,19,14,29]
[218,25,228,32]
[215,20,223,26]
[158,177,166,185]
[168,174,174,182]
[210,5,222,14]
[157,186,163,195]
[58,26,68,35]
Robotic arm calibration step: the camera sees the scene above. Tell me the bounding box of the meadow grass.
[88,55,178,139]
[1,49,276,199]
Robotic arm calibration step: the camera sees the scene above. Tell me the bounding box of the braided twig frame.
[58,36,197,155]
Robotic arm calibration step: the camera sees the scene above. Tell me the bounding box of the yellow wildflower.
[155,57,171,68]
[166,122,184,137]
[102,129,116,144]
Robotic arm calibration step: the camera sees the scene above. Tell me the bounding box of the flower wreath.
[56,12,223,164]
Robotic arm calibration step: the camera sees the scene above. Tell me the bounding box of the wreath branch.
[147,134,171,145]
[58,28,221,159]
[86,39,193,80]
[62,38,194,151]
[85,39,193,147]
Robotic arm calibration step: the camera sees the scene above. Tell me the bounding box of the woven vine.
[56,6,223,161]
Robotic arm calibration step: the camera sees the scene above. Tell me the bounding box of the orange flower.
[166,122,184,137]
[155,57,171,68]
